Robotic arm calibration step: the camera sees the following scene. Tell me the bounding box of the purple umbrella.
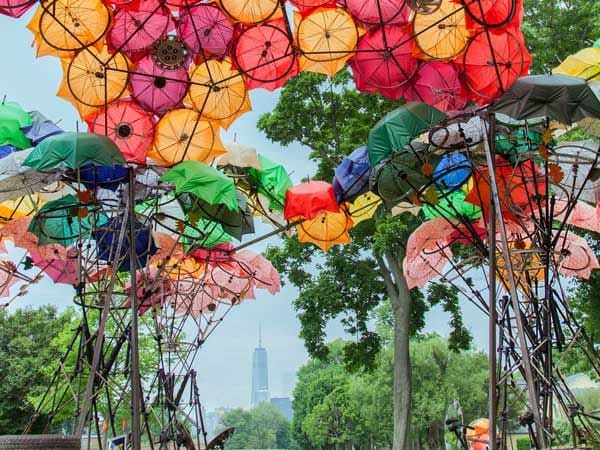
[178,3,233,58]
[130,56,189,115]
[109,0,173,54]
[332,146,371,202]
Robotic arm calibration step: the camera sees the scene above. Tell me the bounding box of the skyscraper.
[251,324,269,408]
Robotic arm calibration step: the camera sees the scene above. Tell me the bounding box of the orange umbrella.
[296,210,353,251]
[295,7,360,77]
[187,58,251,129]
[28,0,110,56]
[218,0,282,24]
[57,46,129,117]
[412,0,469,60]
[148,108,226,167]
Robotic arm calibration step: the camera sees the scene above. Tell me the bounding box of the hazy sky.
[0,12,489,411]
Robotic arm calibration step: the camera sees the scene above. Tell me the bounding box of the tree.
[522,0,600,73]
[260,71,470,450]
[0,306,73,434]
[221,403,291,449]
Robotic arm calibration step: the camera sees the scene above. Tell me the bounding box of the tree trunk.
[427,420,443,450]
[376,251,413,450]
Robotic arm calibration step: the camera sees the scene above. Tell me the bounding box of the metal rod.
[129,167,142,450]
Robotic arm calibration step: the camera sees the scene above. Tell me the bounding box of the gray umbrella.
[493,74,600,125]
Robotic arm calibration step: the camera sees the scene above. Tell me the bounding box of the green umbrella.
[23,132,125,170]
[28,194,105,246]
[247,155,293,211]
[182,219,233,249]
[594,38,600,49]
[0,119,30,149]
[368,102,447,166]
[422,190,481,220]
[178,191,254,240]
[494,74,600,125]
[0,102,32,128]
[161,161,239,211]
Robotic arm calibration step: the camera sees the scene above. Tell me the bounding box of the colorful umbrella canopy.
[284,181,340,220]
[178,3,233,58]
[332,146,371,202]
[422,189,481,220]
[368,102,447,166]
[86,100,155,164]
[233,20,298,91]
[494,74,600,125]
[433,153,472,191]
[247,155,293,211]
[346,192,381,224]
[30,245,79,285]
[553,47,600,81]
[148,108,225,166]
[187,58,251,129]
[218,0,281,24]
[410,62,466,112]
[130,56,188,115]
[295,7,359,77]
[23,132,125,170]
[344,0,410,25]
[182,219,232,249]
[161,160,239,211]
[296,210,353,251]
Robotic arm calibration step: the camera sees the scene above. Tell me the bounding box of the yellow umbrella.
[496,244,544,293]
[148,108,226,167]
[217,0,282,24]
[295,8,360,77]
[296,210,353,252]
[57,46,129,118]
[163,256,205,280]
[413,0,469,60]
[346,192,381,225]
[29,0,110,56]
[553,47,600,81]
[0,194,45,223]
[187,58,251,129]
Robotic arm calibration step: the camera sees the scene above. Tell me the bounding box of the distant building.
[251,325,269,408]
[204,407,229,440]
[270,397,293,421]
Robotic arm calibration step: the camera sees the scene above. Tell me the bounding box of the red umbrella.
[462,28,531,103]
[409,61,466,112]
[284,181,340,220]
[130,56,189,114]
[460,0,521,29]
[289,0,335,14]
[233,20,298,91]
[0,0,35,18]
[86,100,155,164]
[343,0,410,26]
[109,0,173,54]
[178,3,234,58]
[348,25,418,100]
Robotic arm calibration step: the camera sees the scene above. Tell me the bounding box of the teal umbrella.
[23,132,125,170]
[422,190,481,220]
[28,194,105,246]
[182,219,233,249]
[161,161,239,211]
[247,155,293,211]
[368,102,447,166]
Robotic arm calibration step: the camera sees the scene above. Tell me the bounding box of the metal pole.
[487,111,498,450]
[129,167,142,450]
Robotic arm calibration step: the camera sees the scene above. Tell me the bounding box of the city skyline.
[251,324,270,408]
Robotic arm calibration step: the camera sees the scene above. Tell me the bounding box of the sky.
[0,12,490,411]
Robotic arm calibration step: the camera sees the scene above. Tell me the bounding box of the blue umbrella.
[0,145,16,159]
[93,218,157,271]
[22,121,64,145]
[332,146,371,202]
[70,164,129,191]
[433,153,472,191]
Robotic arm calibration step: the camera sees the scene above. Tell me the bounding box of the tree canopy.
[221,403,291,449]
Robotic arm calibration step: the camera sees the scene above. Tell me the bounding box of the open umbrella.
[284,181,340,220]
[218,0,281,24]
[0,0,36,18]
[22,117,63,146]
[493,74,600,125]
[410,62,466,112]
[556,231,600,280]
[422,189,481,220]
[346,192,381,224]
[297,210,353,251]
[344,0,410,25]
[553,47,600,81]
[247,155,293,211]
[0,119,30,149]
[148,108,226,166]
[433,153,472,191]
[161,160,239,211]
[23,132,125,170]
[86,100,155,164]
[72,164,129,192]
[130,56,188,115]
[178,3,233,58]
[182,220,232,249]
[332,146,371,202]
[217,143,262,170]
[30,245,79,285]
[368,102,447,166]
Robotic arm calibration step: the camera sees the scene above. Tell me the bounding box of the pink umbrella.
[554,200,599,234]
[0,0,35,18]
[30,246,78,285]
[233,20,298,91]
[209,260,254,298]
[289,0,335,14]
[404,247,452,289]
[86,100,155,164]
[409,61,467,112]
[343,0,410,26]
[178,3,234,58]
[0,257,18,298]
[191,242,234,264]
[130,56,189,114]
[406,218,455,260]
[109,0,173,54]
[449,222,487,245]
[235,250,281,294]
[556,231,600,280]
[349,25,418,100]
[124,269,173,314]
